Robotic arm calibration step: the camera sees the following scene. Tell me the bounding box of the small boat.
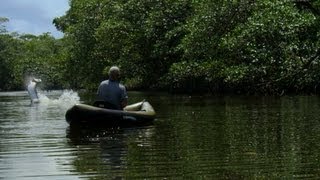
[65,101,156,127]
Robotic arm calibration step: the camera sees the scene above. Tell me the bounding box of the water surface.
[0,91,320,179]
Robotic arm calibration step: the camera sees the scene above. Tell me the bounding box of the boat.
[65,100,156,127]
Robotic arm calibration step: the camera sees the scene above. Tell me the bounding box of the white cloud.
[0,0,69,38]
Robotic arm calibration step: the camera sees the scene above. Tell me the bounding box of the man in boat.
[27,78,42,103]
[96,66,128,110]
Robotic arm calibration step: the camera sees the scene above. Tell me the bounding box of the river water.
[0,90,320,179]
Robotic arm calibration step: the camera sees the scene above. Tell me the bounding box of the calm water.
[1,90,320,179]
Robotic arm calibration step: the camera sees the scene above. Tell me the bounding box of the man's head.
[108,66,120,81]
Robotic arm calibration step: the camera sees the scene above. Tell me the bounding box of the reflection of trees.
[65,95,320,179]
[127,95,320,179]
[121,96,237,179]
[223,96,320,178]
[66,125,155,179]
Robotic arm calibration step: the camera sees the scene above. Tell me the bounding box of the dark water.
[1,90,320,179]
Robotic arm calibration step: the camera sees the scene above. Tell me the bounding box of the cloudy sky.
[0,0,69,38]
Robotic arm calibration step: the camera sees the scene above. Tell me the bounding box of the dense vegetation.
[1,0,320,94]
[0,18,66,90]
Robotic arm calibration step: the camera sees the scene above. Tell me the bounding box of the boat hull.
[65,101,156,127]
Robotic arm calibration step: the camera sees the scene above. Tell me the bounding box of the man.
[96,66,128,110]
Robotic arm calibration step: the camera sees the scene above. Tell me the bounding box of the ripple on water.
[1,92,320,179]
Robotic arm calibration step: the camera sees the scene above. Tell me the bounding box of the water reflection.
[63,94,320,179]
[0,91,80,179]
[66,125,155,179]
[1,91,320,179]
[213,96,320,179]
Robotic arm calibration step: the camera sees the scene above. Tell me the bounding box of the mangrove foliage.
[1,0,320,95]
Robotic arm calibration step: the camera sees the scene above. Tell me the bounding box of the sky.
[0,0,69,38]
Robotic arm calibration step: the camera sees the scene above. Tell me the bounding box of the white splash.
[37,90,80,109]
[57,90,80,104]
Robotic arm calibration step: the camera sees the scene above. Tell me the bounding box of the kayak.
[65,101,156,127]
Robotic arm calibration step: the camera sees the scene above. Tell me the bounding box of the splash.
[37,90,80,109]
[57,90,80,104]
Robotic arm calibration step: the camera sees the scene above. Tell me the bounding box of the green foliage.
[0,34,21,90]
[0,18,23,90]
[1,0,320,95]
[16,33,68,89]
[0,17,8,33]
[52,0,320,94]
[0,18,68,90]
[54,0,193,89]
[162,60,226,93]
[180,1,254,62]
[221,0,320,93]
